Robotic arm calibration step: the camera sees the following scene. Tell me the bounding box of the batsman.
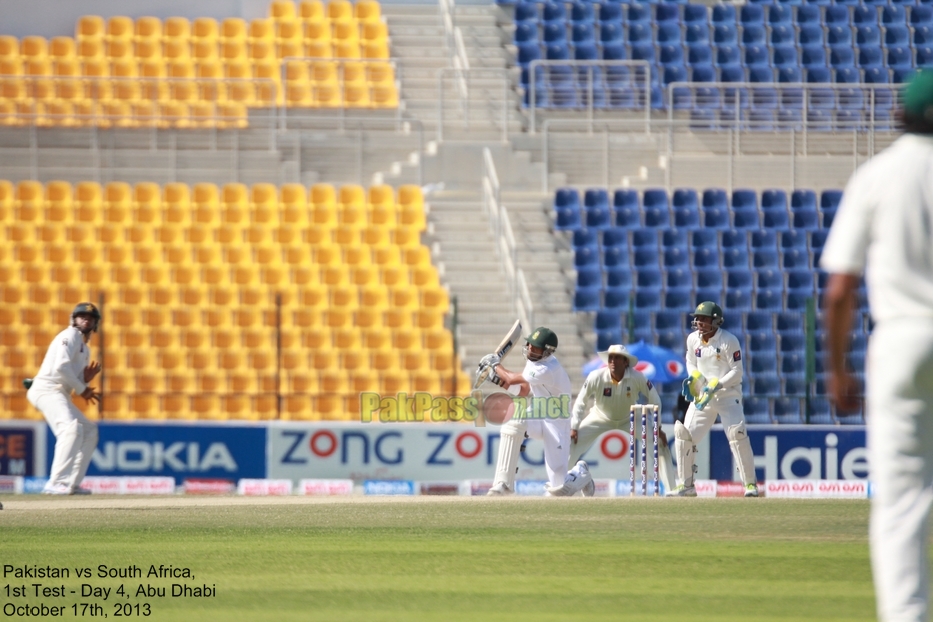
[668,301,759,498]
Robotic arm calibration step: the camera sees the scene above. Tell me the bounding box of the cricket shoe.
[71,487,92,495]
[42,484,72,495]
[486,482,514,496]
[577,461,596,497]
[665,484,697,497]
[744,483,760,498]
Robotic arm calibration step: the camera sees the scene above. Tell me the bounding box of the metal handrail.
[528,59,652,133]
[436,67,512,143]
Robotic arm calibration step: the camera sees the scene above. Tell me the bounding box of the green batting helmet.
[692,301,724,330]
[72,302,101,332]
[524,326,558,361]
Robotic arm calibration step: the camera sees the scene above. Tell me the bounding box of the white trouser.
[29,390,98,491]
[867,320,933,622]
[682,392,746,445]
[498,416,571,489]
[570,411,676,491]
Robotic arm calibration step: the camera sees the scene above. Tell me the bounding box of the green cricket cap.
[903,69,933,117]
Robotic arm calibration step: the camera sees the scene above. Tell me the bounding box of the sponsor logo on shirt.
[603,388,612,397]
[733,350,741,361]
[646,380,653,390]
[695,348,701,358]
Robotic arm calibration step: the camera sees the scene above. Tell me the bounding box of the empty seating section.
[0,179,461,421]
[561,185,860,424]
[511,0,918,119]
[0,0,397,127]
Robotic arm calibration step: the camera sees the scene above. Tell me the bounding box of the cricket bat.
[473,320,522,390]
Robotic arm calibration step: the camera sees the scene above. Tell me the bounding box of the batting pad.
[674,421,697,488]
[727,423,756,485]
[493,426,523,490]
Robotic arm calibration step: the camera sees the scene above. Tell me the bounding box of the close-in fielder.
[568,344,676,493]
[479,327,574,496]
[668,301,758,498]
[28,302,103,495]
[821,69,933,622]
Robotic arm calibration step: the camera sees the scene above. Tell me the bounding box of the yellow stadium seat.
[15,180,43,222]
[363,41,389,59]
[222,17,248,41]
[369,205,396,228]
[379,370,407,395]
[272,0,298,20]
[304,39,332,58]
[356,0,382,22]
[110,263,139,286]
[392,327,420,351]
[165,17,192,39]
[339,184,364,207]
[162,183,191,225]
[368,183,395,209]
[159,101,191,128]
[399,207,426,232]
[107,16,134,41]
[300,0,326,20]
[191,183,220,225]
[333,40,360,59]
[193,17,219,41]
[328,0,353,21]
[411,370,441,394]
[128,394,158,419]
[389,285,418,309]
[103,181,132,223]
[399,351,426,374]
[342,61,366,85]
[149,284,176,306]
[285,59,311,83]
[383,308,411,330]
[189,101,215,128]
[279,184,309,226]
[343,83,370,107]
[135,16,162,40]
[106,38,134,61]
[332,21,359,43]
[276,19,302,42]
[250,183,279,225]
[421,286,450,313]
[250,18,275,42]
[393,227,420,247]
[192,38,218,63]
[77,38,105,62]
[217,101,247,129]
[314,81,341,106]
[220,394,250,419]
[44,180,73,223]
[135,371,165,394]
[362,21,388,43]
[411,265,440,290]
[0,36,18,57]
[330,284,358,309]
[191,394,221,419]
[76,15,104,40]
[359,284,388,309]
[277,39,303,59]
[48,37,75,61]
[285,80,312,106]
[221,40,249,64]
[21,36,48,58]
[371,83,398,108]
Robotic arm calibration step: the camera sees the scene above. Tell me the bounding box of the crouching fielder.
[482,327,573,495]
[28,302,103,495]
[668,302,758,498]
[569,344,676,492]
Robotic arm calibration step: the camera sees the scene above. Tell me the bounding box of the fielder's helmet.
[524,326,558,361]
[691,301,724,331]
[72,302,101,332]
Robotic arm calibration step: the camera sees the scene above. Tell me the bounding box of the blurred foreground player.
[27,302,102,495]
[821,69,933,622]
[568,344,676,493]
[668,302,758,498]
[478,327,573,496]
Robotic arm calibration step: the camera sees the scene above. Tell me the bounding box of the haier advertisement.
[709,425,869,482]
[47,422,268,484]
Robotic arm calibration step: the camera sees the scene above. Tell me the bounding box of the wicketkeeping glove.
[681,378,694,401]
[694,377,720,411]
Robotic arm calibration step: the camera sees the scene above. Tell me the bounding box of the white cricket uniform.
[683,327,746,444]
[493,355,573,489]
[27,326,98,493]
[820,133,933,622]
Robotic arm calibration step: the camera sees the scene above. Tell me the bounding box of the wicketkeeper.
[569,344,676,492]
[668,302,758,498]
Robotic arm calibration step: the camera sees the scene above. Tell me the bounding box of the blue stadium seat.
[744,397,771,423]
[634,247,661,268]
[602,227,628,249]
[912,5,933,27]
[598,2,623,25]
[856,25,882,46]
[742,24,767,45]
[713,23,739,45]
[643,189,671,227]
[603,245,630,268]
[630,42,655,63]
[572,23,595,43]
[664,290,693,311]
[753,248,780,269]
[756,288,784,311]
[773,397,802,423]
[576,266,602,289]
[886,24,911,47]
[546,42,571,62]
[597,328,624,351]
[556,206,581,229]
[854,5,879,25]
[829,45,855,69]
[575,42,600,62]
[635,289,663,309]
[686,23,710,44]
[605,266,632,287]
[693,247,720,268]
[782,248,811,269]
[727,268,754,292]
[749,332,777,354]
[716,44,742,67]
[772,44,799,68]
[660,44,685,67]
[515,22,538,44]
[740,4,765,26]
[575,246,599,269]
[666,267,693,289]
[771,25,795,45]
[798,23,824,46]
[825,6,849,26]
[827,25,853,46]
[543,23,566,44]
[782,376,809,397]
[691,228,718,249]
[721,229,748,250]
[656,3,681,24]
[514,2,538,24]
[613,190,640,227]
[632,229,658,249]
[786,290,813,310]
[757,268,783,289]
[745,310,772,332]
[695,287,723,307]
[768,4,794,25]
[657,330,683,351]
[595,309,620,331]
[917,25,933,46]
[659,23,684,45]
[775,312,801,333]
[858,45,884,69]
[684,4,708,26]
[750,230,778,251]
[662,229,689,251]
[600,22,624,45]
[601,43,626,63]
[572,228,598,250]
[655,310,684,330]
[664,247,690,268]
[603,286,629,311]
[780,230,808,251]
[726,288,753,311]
[637,266,663,289]
[572,1,595,25]
[628,3,651,25]
[712,4,736,24]
[888,46,912,70]
[802,44,828,69]
[689,45,714,70]
[744,44,770,67]
[694,268,722,290]
[518,42,542,67]
[796,5,821,26]
[780,351,806,377]
[787,270,814,293]
[543,1,567,24]
[723,247,750,269]
[574,286,602,311]
[863,67,891,84]
[778,66,803,83]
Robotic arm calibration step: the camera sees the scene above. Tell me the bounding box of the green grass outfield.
[0,497,875,621]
